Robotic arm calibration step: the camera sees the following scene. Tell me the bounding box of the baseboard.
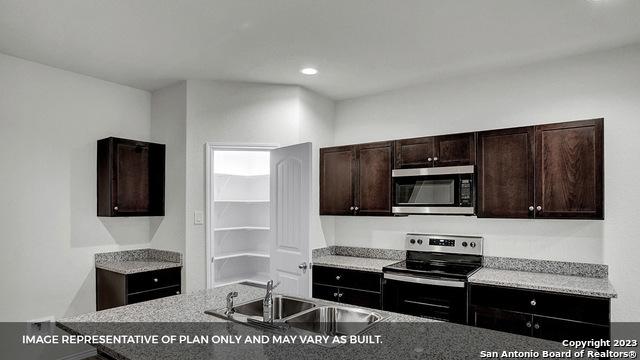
[57,348,97,360]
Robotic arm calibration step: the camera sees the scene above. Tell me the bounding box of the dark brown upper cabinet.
[535,119,603,219]
[320,145,356,215]
[478,119,603,220]
[320,141,393,216]
[395,132,475,168]
[97,137,165,217]
[477,127,535,218]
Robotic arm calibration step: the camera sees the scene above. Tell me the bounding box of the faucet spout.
[263,280,280,323]
[225,291,238,316]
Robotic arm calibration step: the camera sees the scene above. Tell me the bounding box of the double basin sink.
[205,295,383,340]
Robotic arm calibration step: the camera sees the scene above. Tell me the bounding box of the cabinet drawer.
[312,265,382,292]
[312,284,382,309]
[127,285,181,305]
[470,306,532,336]
[127,267,181,294]
[469,284,610,325]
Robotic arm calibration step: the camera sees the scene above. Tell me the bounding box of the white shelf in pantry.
[214,274,271,288]
[213,226,270,231]
[213,252,270,260]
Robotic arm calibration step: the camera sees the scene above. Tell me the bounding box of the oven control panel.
[406,233,483,255]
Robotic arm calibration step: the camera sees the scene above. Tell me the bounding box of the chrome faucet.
[225,291,238,316]
[263,280,280,323]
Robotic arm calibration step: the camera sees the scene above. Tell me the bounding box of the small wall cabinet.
[312,265,382,309]
[97,137,166,217]
[394,132,476,169]
[96,267,181,310]
[477,119,603,219]
[468,284,610,345]
[320,141,393,216]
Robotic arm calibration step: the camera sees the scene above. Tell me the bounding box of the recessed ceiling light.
[300,67,318,75]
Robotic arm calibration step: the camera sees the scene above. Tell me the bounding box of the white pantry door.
[269,142,311,297]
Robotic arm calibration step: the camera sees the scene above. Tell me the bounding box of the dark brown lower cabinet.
[96,267,182,310]
[469,284,610,346]
[312,265,382,309]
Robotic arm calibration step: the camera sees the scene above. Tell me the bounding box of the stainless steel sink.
[285,306,383,336]
[205,295,316,324]
[233,295,316,320]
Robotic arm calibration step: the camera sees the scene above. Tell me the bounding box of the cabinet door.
[532,316,609,345]
[114,140,151,214]
[356,141,393,215]
[433,132,476,167]
[535,119,604,219]
[312,283,340,302]
[477,127,535,218]
[338,288,382,309]
[320,146,356,215]
[394,137,435,168]
[470,306,533,336]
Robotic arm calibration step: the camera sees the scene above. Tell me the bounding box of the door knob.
[298,262,308,273]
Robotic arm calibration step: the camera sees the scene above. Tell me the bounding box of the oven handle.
[384,273,465,288]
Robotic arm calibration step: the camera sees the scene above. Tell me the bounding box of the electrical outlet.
[194,211,204,225]
[27,316,55,335]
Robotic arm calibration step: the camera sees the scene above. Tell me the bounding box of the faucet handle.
[273,281,281,289]
[227,291,238,299]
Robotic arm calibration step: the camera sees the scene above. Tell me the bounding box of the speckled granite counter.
[313,255,398,273]
[57,284,578,360]
[469,268,617,298]
[95,249,182,274]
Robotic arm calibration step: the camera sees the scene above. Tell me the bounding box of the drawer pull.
[534,323,540,330]
[530,299,536,306]
[176,291,180,295]
[153,278,159,283]
[335,275,341,280]
[526,321,532,328]
[333,292,338,297]
[338,293,343,298]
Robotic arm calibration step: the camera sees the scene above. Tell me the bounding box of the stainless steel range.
[382,233,483,323]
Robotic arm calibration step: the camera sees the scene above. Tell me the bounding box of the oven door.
[392,165,475,215]
[382,272,468,324]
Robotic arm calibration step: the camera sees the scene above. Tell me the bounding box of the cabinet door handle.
[349,206,354,211]
[335,275,341,280]
[176,291,180,295]
[114,206,119,211]
[427,157,433,162]
[333,292,338,297]
[153,278,159,283]
[534,323,540,330]
[433,157,438,161]
[530,299,536,306]
[536,206,542,211]
[354,207,359,211]
[526,321,532,328]
[338,293,343,298]
[528,206,534,211]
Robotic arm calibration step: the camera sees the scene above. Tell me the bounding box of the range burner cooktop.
[382,233,484,280]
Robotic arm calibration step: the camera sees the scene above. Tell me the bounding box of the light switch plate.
[194,211,204,225]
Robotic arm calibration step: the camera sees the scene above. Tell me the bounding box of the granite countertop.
[57,284,576,360]
[469,268,617,298]
[312,255,398,273]
[95,249,182,275]
[95,260,182,274]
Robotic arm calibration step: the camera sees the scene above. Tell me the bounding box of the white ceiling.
[1,0,640,100]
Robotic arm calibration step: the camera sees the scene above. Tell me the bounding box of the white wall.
[0,53,152,324]
[333,44,640,321]
[183,80,334,292]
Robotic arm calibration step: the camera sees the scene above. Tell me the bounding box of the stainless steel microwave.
[392,165,475,215]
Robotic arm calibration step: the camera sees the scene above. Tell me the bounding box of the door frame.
[204,142,279,289]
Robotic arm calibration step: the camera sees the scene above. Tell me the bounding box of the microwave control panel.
[459,179,473,206]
